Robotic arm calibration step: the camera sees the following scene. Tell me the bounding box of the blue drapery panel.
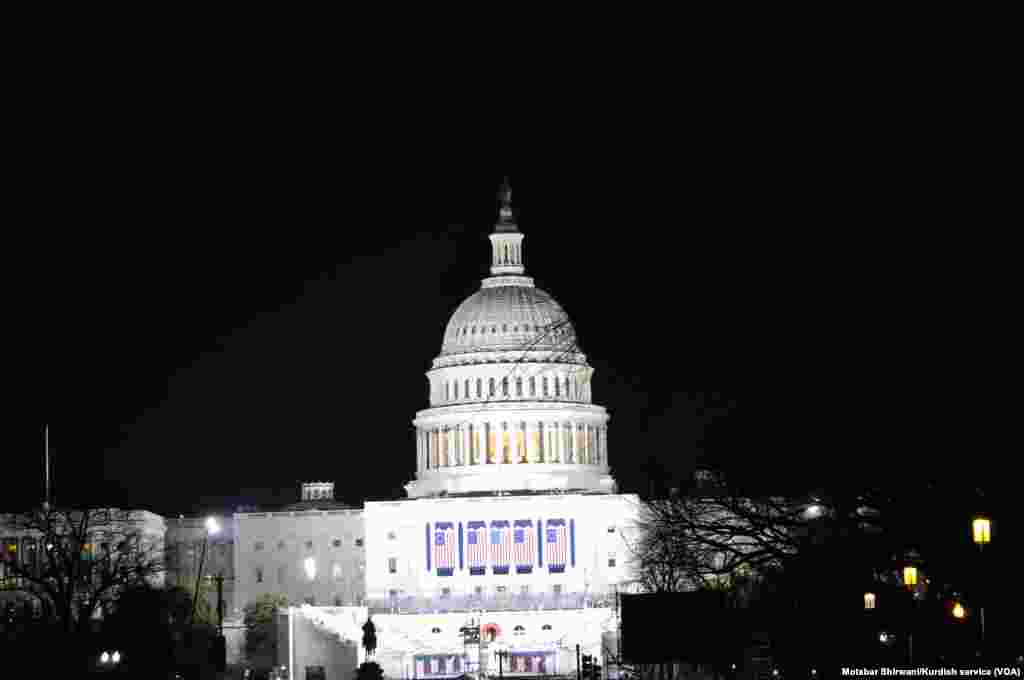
[545,518,568,573]
[537,517,543,567]
[434,521,456,577]
[489,519,512,575]
[466,520,487,575]
[570,518,575,567]
[513,519,534,574]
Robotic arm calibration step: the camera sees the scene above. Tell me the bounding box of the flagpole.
[44,424,50,511]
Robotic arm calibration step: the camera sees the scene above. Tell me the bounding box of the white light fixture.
[205,517,221,535]
[304,557,316,581]
[100,652,110,664]
[111,651,121,664]
[805,504,823,518]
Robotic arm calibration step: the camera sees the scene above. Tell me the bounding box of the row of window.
[253,558,363,584]
[442,375,584,403]
[390,585,565,599]
[429,624,550,635]
[253,537,364,552]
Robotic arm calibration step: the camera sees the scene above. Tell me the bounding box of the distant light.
[100,652,110,664]
[205,517,221,535]
[879,632,889,643]
[805,504,823,518]
[111,651,120,664]
[864,592,877,610]
[953,602,966,619]
[972,517,991,546]
[903,566,918,588]
[304,557,316,581]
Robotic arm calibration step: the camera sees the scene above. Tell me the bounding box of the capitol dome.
[406,182,615,499]
[440,283,577,358]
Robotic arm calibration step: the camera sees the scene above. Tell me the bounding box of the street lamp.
[972,517,991,550]
[952,602,966,620]
[971,514,991,654]
[902,566,918,589]
[864,592,877,610]
[191,516,220,623]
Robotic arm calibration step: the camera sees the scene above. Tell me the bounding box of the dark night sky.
[15,63,1015,522]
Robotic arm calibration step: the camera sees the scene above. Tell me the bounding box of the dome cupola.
[406,181,615,499]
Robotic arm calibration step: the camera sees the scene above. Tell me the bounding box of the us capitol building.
[162,186,641,678]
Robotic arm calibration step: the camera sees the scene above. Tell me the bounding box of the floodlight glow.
[864,592,877,610]
[805,504,823,518]
[111,651,121,664]
[205,517,221,535]
[953,602,965,619]
[101,652,110,664]
[879,632,888,643]
[903,566,918,587]
[304,557,316,581]
[972,517,991,546]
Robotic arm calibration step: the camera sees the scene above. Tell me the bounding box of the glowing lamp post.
[864,592,877,610]
[972,517,991,550]
[971,515,991,654]
[952,602,966,620]
[903,566,918,590]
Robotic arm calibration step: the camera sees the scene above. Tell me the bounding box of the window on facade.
[332,563,342,581]
[305,540,313,550]
[445,383,450,401]
[520,585,530,596]
[543,377,549,396]
[254,542,264,551]
[454,381,459,400]
[496,585,507,594]
[489,378,495,397]
[388,557,398,574]
[304,596,316,606]
[514,625,526,636]
[334,596,343,606]
[277,540,285,550]
[502,378,508,396]
[516,377,522,396]
[332,539,342,548]
[530,377,536,396]
[474,585,483,596]
[465,380,470,399]
[441,587,451,599]
[542,624,553,631]
[552,584,563,594]
[387,531,396,540]
[304,557,316,581]
[555,378,560,397]
[355,539,364,547]
[608,554,617,568]
[477,379,482,398]
[256,567,264,583]
[388,589,398,599]
[432,627,442,634]
[607,526,616,534]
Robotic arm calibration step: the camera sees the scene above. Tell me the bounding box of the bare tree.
[0,505,164,634]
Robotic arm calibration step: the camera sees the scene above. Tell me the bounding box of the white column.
[551,422,560,463]
[417,429,424,472]
[526,421,536,464]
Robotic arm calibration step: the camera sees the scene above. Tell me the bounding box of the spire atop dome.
[494,177,518,233]
[488,178,526,276]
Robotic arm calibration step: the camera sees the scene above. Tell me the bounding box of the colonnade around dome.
[416,420,607,471]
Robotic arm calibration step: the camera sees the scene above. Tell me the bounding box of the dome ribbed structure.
[440,285,576,357]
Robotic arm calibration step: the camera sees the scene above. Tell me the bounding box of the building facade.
[161,186,641,678]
